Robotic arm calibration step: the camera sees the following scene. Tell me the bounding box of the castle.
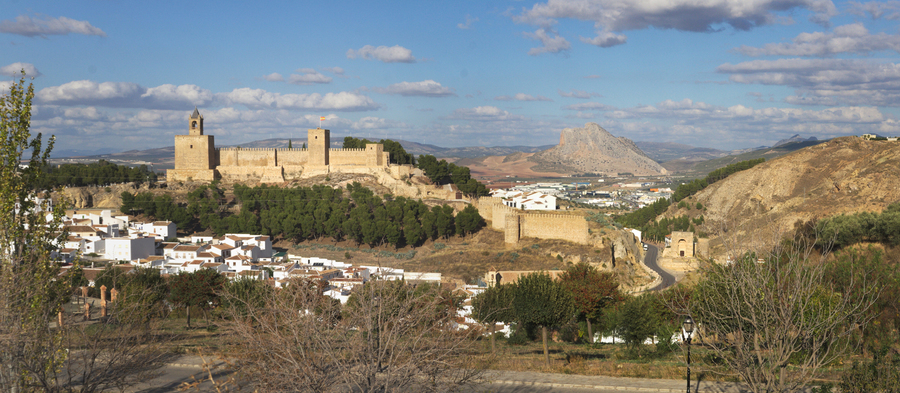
[167,108,408,183]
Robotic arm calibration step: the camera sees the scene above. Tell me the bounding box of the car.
[643,244,648,251]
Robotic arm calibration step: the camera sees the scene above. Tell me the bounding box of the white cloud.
[558,89,601,99]
[717,59,900,106]
[0,81,13,92]
[142,84,215,106]
[323,67,345,75]
[0,62,42,77]
[580,31,626,48]
[37,81,214,109]
[848,1,900,20]
[351,117,408,130]
[458,15,479,29]
[262,73,284,82]
[37,80,144,106]
[374,80,456,97]
[495,93,553,102]
[220,88,380,111]
[562,102,615,111]
[515,0,837,31]
[346,45,416,63]
[524,28,571,56]
[513,0,837,50]
[447,106,526,121]
[287,69,332,85]
[35,80,379,112]
[0,15,106,37]
[736,23,900,56]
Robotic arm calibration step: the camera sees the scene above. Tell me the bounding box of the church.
[167,108,405,183]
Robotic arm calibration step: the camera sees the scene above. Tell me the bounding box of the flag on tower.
[320,116,325,121]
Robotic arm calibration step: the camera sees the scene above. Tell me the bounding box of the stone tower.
[189,107,204,135]
[168,107,217,182]
[308,128,330,166]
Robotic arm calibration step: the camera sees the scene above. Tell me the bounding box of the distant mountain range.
[49,134,822,175]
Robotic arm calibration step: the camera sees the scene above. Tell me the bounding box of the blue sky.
[3,0,900,152]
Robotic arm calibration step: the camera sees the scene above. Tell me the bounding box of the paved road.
[133,356,754,392]
[644,243,676,291]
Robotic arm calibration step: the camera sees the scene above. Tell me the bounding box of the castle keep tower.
[167,108,218,182]
[308,127,330,166]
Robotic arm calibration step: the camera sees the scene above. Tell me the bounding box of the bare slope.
[666,136,900,249]
[530,123,667,176]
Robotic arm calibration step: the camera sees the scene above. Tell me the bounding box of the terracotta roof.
[197,252,216,258]
[152,221,171,226]
[174,245,201,252]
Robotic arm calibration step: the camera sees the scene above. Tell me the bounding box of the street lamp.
[682,316,695,393]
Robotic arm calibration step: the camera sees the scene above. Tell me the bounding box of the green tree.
[472,284,516,353]
[455,205,485,236]
[559,263,622,344]
[616,293,659,356]
[0,73,76,390]
[168,268,227,328]
[513,273,574,365]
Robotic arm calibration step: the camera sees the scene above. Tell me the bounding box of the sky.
[2,0,900,153]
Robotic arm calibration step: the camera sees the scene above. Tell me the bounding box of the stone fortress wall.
[477,197,590,245]
[167,109,405,183]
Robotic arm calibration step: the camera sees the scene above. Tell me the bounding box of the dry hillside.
[663,136,900,253]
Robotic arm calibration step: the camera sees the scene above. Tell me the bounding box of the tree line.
[814,202,900,248]
[35,160,158,189]
[472,263,686,362]
[121,182,486,248]
[416,154,489,197]
[672,158,765,202]
[342,136,416,165]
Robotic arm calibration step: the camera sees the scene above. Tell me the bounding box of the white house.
[104,236,155,261]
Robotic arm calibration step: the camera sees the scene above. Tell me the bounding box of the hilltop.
[661,136,900,253]
[530,123,667,176]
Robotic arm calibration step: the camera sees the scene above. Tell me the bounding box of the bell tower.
[168,107,217,182]
[189,107,204,135]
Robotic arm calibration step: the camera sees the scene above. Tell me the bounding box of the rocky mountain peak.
[530,123,667,175]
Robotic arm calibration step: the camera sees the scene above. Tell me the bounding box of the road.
[134,361,747,392]
[643,243,676,291]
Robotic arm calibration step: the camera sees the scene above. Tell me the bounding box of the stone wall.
[477,197,590,245]
[330,149,368,166]
[218,148,276,167]
[520,213,590,244]
[278,149,309,166]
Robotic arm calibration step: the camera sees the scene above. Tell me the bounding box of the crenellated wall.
[329,148,368,166]
[218,148,277,167]
[520,213,590,244]
[278,149,309,166]
[477,197,590,245]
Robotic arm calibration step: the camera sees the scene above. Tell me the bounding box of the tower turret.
[189,107,204,135]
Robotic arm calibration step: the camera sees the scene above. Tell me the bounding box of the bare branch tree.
[677,230,880,393]
[217,278,485,393]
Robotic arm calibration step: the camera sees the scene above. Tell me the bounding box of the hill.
[635,141,727,163]
[679,139,825,177]
[662,136,900,253]
[530,123,667,176]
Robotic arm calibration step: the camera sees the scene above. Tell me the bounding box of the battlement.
[217,147,278,152]
[329,148,366,152]
[477,196,589,245]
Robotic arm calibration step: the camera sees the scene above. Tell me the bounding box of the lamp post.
[683,316,695,393]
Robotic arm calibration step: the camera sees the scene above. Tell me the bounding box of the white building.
[104,237,155,261]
